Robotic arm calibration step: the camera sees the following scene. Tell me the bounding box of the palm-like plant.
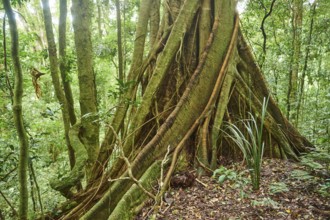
[226,96,269,190]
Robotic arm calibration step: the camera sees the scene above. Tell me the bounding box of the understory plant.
[213,166,239,185]
[298,146,330,197]
[226,96,269,190]
[300,147,330,176]
[269,182,289,195]
[212,166,250,194]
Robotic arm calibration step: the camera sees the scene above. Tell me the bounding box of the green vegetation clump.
[225,97,269,190]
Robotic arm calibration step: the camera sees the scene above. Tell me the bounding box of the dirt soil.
[137,159,330,220]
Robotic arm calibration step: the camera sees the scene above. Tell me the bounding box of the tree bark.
[59,0,77,126]
[72,0,100,179]
[2,13,14,104]
[115,0,124,82]
[96,0,102,39]
[3,0,29,219]
[197,0,212,173]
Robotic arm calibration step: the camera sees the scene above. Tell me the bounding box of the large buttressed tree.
[48,0,313,219]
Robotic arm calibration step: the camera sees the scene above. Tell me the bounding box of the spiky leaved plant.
[226,96,269,190]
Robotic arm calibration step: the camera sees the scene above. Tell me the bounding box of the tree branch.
[0,190,18,216]
[260,0,276,54]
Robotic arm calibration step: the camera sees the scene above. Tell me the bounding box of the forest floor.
[137,159,330,220]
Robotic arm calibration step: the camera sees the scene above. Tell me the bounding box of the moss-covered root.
[80,161,160,220]
[108,161,160,220]
[50,123,88,197]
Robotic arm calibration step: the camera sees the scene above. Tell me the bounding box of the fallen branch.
[195,178,208,187]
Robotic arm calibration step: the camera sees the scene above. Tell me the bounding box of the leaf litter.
[137,159,329,219]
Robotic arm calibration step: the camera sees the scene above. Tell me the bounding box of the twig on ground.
[195,178,208,187]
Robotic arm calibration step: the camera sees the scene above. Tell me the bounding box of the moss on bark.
[72,0,99,179]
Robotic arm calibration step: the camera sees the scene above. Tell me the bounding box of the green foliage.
[241,0,330,148]
[269,182,289,195]
[108,79,136,100]
[289,168,330,198]
[301,157,324,170]
[213,166,238,185]
[225,97,269,190]
[290,169,314,180]
[297,146,330,197]
[213,166,251,199]
[300,148,330,174]
[251,197,279,209]
[317,181,330,197]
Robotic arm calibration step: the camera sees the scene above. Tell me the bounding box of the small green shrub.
[269,182,289,195]
[213,166,251,199]
[213,166,238,184]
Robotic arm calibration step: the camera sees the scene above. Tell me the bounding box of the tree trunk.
[2,13,14,104]
[71,0,100,180]
[296,1,316,128]
[59,0,77,126]
[115,0,124,82]
[287,0,303,124]
[47,1,313,219]
[3,0,29,219]
[92,0,154,182]
[96,0,103,39]
[41,0,75,169]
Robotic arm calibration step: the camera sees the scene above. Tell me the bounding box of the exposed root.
[154,12,240,210]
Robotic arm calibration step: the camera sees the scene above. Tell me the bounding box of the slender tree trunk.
[96,0,102,39]
[41,0,75,169]
[287,0,303,124]
[2,13,14,104]
[72,0,100,179]
[149,0,160,47]
[28,159,44,217]
[296,1,316,127]
[3,0,29,219]
[92,0,153,181]
[59,0,77,126]
[140,0,160,94]
[115,0,124,82]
